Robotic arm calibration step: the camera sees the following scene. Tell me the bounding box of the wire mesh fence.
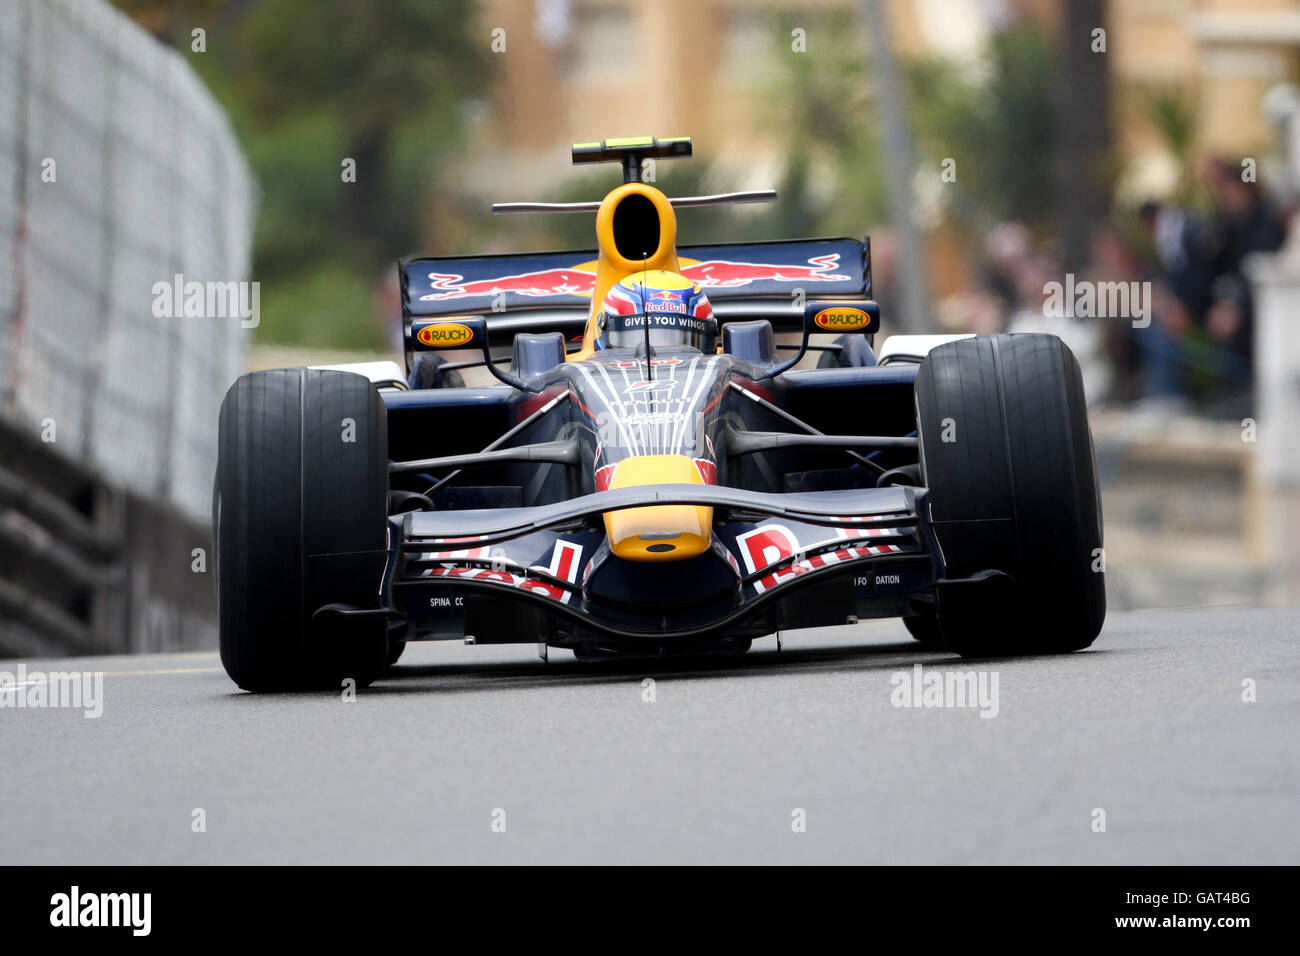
[0,0,254,521]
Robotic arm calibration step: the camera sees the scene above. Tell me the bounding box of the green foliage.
[759,10,889,239]
[244,112,355,274]
[907,25,1056,227]
[166,0,489,347]
[256,263,387,351]
[1138,86,1203,207]
[233,0,486,142]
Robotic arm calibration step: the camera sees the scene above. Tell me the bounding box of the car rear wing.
[399,237,871,336]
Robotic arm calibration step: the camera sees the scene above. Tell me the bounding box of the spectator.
[1201,156,1287,394]
[1083,224,1145,403]
[1128,160,1286,416]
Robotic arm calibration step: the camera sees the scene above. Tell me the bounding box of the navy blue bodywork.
[380,336,943,652]
[374,233,948,654]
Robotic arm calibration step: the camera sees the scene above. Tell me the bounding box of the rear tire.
[817,333,875,368]
[215,368,390,691]
[410,353,465,389]
[915,334,1104,656]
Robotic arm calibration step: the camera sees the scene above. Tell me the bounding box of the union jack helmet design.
[595,269,717,352]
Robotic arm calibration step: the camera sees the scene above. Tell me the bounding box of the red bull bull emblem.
[645,290,688,313]
[421,268,597,301]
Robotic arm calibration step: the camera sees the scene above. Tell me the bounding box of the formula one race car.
[214,136,1104,691]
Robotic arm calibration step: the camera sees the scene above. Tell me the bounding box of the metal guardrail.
[0,418,216,659]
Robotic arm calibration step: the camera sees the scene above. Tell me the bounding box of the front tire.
[215,368,390,691]
[915,334,1104,656]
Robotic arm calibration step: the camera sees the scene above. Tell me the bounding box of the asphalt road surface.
[1,606,1296,865]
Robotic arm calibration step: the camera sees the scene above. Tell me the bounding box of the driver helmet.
[595,270,716,352]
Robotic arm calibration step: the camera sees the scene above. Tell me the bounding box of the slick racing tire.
[915,334,1105,657]
[215,368,390,691]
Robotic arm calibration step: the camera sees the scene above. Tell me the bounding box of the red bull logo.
[645,289,688,313]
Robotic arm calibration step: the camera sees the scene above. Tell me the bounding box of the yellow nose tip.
[602,455,712,561]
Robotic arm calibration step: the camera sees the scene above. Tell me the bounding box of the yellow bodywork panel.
[568,182,681,362]
[604,455,712,562]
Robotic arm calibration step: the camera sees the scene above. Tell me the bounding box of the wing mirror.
[409,316,533,391]
[769,301,881,376]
